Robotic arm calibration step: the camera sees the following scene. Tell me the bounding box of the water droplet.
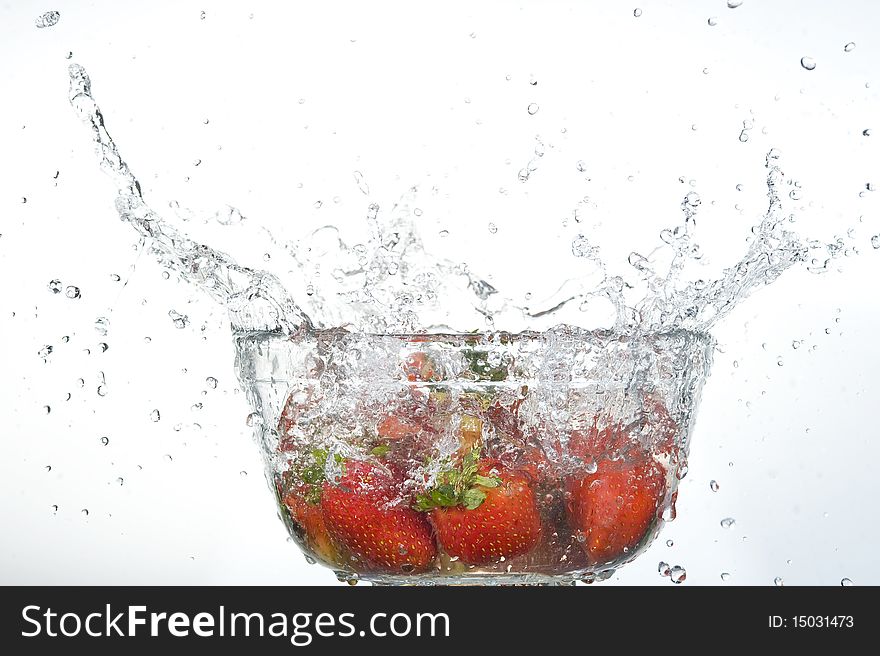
[800,56,816,71]
[864,129,872,137]
[707,17,718,26]
[871,235,880,249]
[65,286,81,299]
[774,577,784,587]
[518,168,531,182]
[720,572,731,581]
[710,480,720,492]
[844,42,856,52]
[35,11,61,28]
[304,555,316,565]
[45,465,52,473]
[529,76,538,86]
[168,310,189,329]
[38,345,53,359]
[43,405,51,415]
[206,376,218,389]
[94,316,110,335]
[658,561,670,576]
[633,8,642,17]
[841,577,854,586]
[116,477,124,486]
[684,191,701,206]
[527,103,539,116]
[51,504,58,513]
[669,566,687,584]
[488,222,498,234]
[48,279,62,294]
[571,235,594,258]
[738,130,750,143]
[721,517,736,529]
[96,384,107,397]
[576,160,587,173]
[200,10,206,20]
[776,357,784,367]
[666,539,674,547]
[164,454,173,462]
[149,409,161,422]
[246,412,263,427]
[240,470,248,478]
[81,508,89,517]
[727,0,743,8]
[100,436,109,446]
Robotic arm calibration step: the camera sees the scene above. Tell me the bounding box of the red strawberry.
[282,484,341,565]
[321,460,437,572]
[417,453,542,565]
[377,413,422,440]
[565,457,666,565]
[403,351,441,382]
[278,450,345,566]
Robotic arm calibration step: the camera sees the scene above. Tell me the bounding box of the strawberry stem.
[414,448,500,512]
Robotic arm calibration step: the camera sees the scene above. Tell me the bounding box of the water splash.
[67,64,311,335]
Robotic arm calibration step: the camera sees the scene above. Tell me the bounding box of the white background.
[1,0,878,585]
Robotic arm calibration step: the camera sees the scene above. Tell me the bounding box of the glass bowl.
[234,327,714,585]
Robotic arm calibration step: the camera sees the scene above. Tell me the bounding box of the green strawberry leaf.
[462,349,508,382]
[370,445,390,458]
[462,488,487,510]
[472,475,500,488]
[413,447,501,512]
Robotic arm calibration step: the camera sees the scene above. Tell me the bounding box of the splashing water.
[66,63,850,583]
[67,62,836,339]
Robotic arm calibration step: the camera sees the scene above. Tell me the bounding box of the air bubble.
[710,480,720,492]
[844,42,856,52]
[633,8,642,17]
[708,17,718,26]
[65,286,81,299]
[800,56,816,71]
[488,223,498,234]
[48,279,62,294]
[774,577,784,586]
[727,0,743,7]
[720,572,731,581]
[720,517,736,529]
[206,376,218,389]
[841,578,854,586]
[527,103,539,115]
[149,409,161,422]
